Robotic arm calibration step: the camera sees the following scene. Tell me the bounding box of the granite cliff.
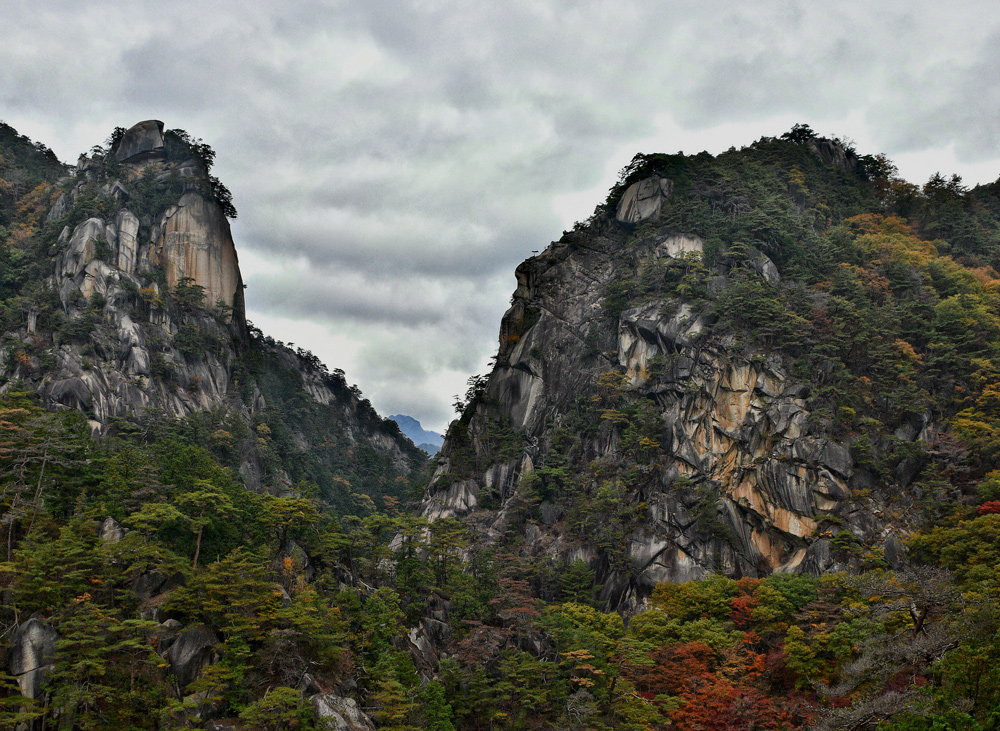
[0,120,423,505]
[422,131,996,610]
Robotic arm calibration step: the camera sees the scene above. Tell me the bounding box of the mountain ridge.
[389,413,444,454]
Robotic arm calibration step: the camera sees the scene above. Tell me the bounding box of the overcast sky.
[4,1,1000,433]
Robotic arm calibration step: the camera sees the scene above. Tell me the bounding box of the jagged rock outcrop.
[429,230,845,593]
[1,120,422,502]
[422,146,920,611]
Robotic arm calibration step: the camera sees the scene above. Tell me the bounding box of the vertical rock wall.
[152,191,245,312]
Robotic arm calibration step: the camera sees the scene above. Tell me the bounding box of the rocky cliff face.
[1,120,421,498]
[422,138,926,610]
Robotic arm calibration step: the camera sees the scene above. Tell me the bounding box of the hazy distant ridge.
[390,414,444,453]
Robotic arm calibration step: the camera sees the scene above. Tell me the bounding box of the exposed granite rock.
[616,176,673,223]
[154,619,184,653]
[115,119,166,163]
[152,191,244,312]
[808,137,858,172]
[311,695,375,731]
[100,516,127,543]
[116,209,141,274]
[1,120,422,516]
[58,217,106,280]
[9,618,58,700]
[132,570,186,603]
[655,234,703,259]
[165,624,219,690]
[422,474,479,521]
[422,200,915,611]
[883,533,907,570]
[46,191,70,221]
[421,617,453,646]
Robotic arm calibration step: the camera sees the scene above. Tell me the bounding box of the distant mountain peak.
[389,414,444,454]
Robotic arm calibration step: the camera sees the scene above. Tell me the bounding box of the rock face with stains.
[0,121,419,486]
[422,172,914,611]
[9,618,58,700]
[115,119,166,163]
[152,191,244,312]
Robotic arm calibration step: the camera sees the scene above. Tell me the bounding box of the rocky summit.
[0,120,422,499]
[423,129,1000,611]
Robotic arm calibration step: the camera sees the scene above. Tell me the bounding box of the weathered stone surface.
[10,618,58,699]
[423,477,479,520]
[106,179,130,201]
[883,533,906,569]
[808,137,858,171]
[116,209,141,274]
[419,201,902,612]
[47,191,70,221]
[100,516,127,543]
[397,623,439,673]
[165,624,219,690]
[819,441,853,478]
[48,377,92,409]
[800,539,835,575]
[132,570,186,603]
[616,176,672,223]
[655,234,703,259]
[0,121,424,542]
[751,251,780,284]
[311,695,375,731]
[115,120,165,162]
[152,192,244,311]
[539,501,561,524]
[152,619,184,653]
[60,217,107,278]
[421,617,453,645]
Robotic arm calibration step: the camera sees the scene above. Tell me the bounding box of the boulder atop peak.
[115,120,165,163]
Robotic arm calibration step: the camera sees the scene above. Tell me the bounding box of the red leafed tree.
[671,683,812,731]
[628,639,814,730]
[977,500,1000,515]
[730,594,762,629]
[631,641,717,697]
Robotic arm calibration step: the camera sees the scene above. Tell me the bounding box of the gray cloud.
[4,0,1000,432]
